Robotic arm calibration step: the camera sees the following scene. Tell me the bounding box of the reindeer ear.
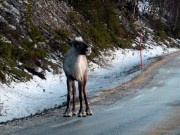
[66,37,72,46]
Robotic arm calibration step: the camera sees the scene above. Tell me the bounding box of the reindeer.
[63,37,93,117]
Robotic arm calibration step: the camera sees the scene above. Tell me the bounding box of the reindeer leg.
[72,81,77,115]
[83,75,93,116]
[78,80,86,117]
[64,78,73,117]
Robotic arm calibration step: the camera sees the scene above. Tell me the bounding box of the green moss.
[117,38,132,49]
[0,0,152,83]
[88,25,113,49]
[0,41,12,59]
[0,35,16,66]
[0,71,6,83]
[66,11,78,25]
[59,42,70,55]
[173,24,180,38]
[67,0,131,51]
[0,1,51,83]
[0,35,33,82]
[155,20,168,41]
[56,28,70,41]
[10,68,32,82]
[49,29,70,55]
[155,30,167,40]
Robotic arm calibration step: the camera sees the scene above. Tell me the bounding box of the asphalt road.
[1,51,180,135]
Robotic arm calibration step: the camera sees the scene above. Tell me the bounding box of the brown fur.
[63,38,92,117]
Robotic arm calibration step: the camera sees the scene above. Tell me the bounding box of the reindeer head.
[67,38,92,56]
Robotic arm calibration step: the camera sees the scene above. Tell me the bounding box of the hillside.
[0,0,179,83]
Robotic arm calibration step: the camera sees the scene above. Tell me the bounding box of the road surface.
[0,51,180,135]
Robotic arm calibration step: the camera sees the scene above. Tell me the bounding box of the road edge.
[90,50,180,104]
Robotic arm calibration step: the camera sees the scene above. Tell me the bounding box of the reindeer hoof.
[63,111,72,117]
[86,108,93,116]
[78,111,86,117]
[72,110,77,116]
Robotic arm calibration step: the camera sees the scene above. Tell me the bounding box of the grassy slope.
[0,0,179,83]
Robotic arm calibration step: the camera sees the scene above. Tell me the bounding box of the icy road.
[0,51,180,135]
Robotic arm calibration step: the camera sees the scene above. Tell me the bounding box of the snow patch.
[75,36,83,41]
[2,1,20,16]
[138,0,150,13]
[0,15,8,24]
[0,36,12,44]
[132,43,137,47]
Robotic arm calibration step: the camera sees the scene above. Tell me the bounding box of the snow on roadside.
[0,39,179,123]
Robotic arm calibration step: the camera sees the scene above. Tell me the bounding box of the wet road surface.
[1,51,180,135]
